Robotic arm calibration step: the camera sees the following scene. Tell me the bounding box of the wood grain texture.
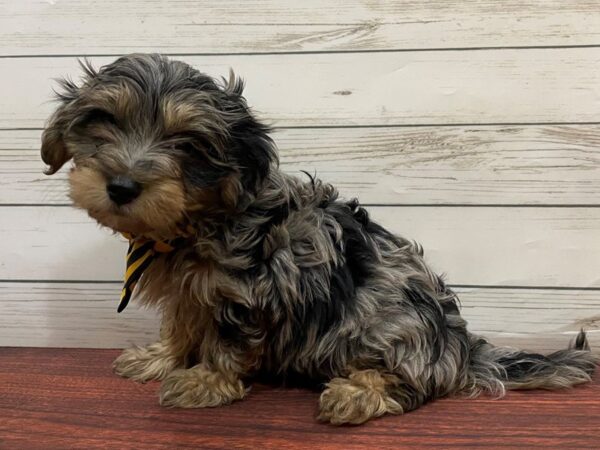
[3,48,600,128]
[0,283,159,348]
[0,348,598,449]
[0,283,598,351]
[2,1,600,55]
[6,125,600,205]
[2,206,599,287]
[2,1,599,354]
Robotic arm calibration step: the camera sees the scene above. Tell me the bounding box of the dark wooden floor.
[0,348,598,449]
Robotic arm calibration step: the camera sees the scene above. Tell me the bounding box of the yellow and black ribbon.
[118,234,181,313]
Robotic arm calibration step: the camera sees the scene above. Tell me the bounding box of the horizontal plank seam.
[279,122,600,129]
[450,284,600,292]
[3,44,600,59]
[0,279,598,291]
[355,204,600,208]
[4,204,600,208]
[7,122,600,133]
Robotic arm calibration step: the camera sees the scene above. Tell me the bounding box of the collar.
[117,225,194,313]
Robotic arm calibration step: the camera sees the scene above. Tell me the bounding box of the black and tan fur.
[41,54,597,424]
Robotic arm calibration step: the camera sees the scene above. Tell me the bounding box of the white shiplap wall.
[1,0,599,351]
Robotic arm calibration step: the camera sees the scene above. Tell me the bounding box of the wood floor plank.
[0,348,598,449]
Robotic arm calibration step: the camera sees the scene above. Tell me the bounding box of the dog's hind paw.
[318,370,405,425]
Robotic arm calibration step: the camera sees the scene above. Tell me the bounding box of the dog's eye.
[78,109,118,127]
[175,142,197,154]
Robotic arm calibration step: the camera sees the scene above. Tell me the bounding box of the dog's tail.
[464,330,597,396]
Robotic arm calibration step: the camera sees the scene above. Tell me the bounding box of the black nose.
[107,176,141,206]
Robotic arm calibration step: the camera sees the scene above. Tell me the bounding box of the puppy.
[41,54,596,424]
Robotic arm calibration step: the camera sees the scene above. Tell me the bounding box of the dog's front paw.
[113,343,178,383]
[159,366,246,408]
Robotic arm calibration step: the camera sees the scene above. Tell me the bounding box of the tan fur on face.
[161,98,201,134]
[69,166,186,237]
[132,179,187,235]
[161,95,228,142]
[84,83,141,123]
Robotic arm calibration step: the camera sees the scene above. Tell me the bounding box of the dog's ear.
[221,71,278,192]
[42,61,97,175]
[41,76,81,175]
[41,108,72,175]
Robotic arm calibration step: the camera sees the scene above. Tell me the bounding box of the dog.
[41,54,597,424]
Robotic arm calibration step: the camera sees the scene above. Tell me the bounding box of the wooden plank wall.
[1,0,599,351]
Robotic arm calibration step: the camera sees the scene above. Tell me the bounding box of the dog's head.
[41,54,277,236]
